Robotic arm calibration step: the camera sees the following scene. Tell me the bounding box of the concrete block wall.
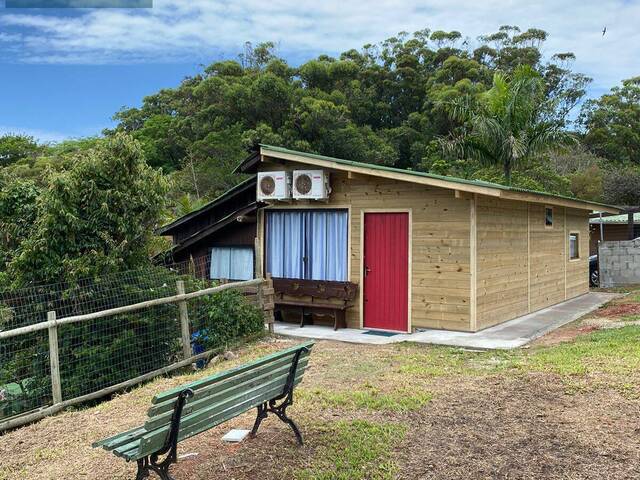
[599,237,640,287]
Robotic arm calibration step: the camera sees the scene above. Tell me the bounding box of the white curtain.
[210,247,254,280]
[266,210,348,281]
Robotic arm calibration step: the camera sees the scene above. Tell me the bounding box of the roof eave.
[259,146,622,213]
[233,150,261,174]
[156,176,257,235]
[259,146,503,198]
[173,202,260,254]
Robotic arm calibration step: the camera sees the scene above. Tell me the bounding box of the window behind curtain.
[266,210,348,281]
[210,246,254,280]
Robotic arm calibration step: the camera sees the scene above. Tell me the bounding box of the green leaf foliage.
[191,289,265,351]
[580,77,640,165]
[101,27,593,202]
[7,133,169,287]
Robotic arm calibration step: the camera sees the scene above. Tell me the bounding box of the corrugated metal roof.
[590,213,640,224]
[157,175,256,235]
[259,144,621,212]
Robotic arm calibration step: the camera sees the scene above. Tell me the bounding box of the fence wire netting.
[0,256,263,424]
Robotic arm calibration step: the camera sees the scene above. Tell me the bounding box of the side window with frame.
[569,233,580,260]
[545,207,553,228]
[210,246,254,280]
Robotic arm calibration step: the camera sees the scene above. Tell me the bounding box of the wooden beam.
[176,281,192,361]
[261,151,503,198]
[261,148,621,213]
[0,279,264,340]
[470,194,477,331]
[498,190,620,214]
[47,311,62,406]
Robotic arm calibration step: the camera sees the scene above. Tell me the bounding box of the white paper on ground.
[221,429,250,443]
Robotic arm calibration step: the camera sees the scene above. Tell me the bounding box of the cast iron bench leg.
[249,348,308,446]
[250,402,268,437]
[136,388,193,480]
[136,457,150,480]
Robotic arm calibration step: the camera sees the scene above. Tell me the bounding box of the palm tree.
[441,64,575,184]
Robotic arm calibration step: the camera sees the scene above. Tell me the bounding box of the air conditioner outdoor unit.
[257,171,291,201]
[292,170,330,200]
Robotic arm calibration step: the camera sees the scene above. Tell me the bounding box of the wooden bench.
[273,278,358,330]
[92,341,314,480]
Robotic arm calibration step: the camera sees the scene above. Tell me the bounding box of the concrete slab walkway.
[273,292,620,350]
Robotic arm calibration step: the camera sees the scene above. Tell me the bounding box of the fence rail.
[0,275,275,432]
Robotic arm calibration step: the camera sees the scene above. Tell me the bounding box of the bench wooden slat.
[94,341,314,470]
[117,374,305,460]
[144,359,309,430]
[147,355,309,417]
[276,300,353,309]
[138,374,302,456]
[92,425,147,450]
[273,278,357,301]
[151,341,314,405]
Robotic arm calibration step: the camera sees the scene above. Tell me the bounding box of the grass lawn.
[1,289,640,479]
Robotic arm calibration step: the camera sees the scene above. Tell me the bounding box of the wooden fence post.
[47,311,62,405]
[176,281,191,361]
[262,274,275,333]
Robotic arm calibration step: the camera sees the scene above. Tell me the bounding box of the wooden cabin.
[235,145,620,333]
[157,177,260,280]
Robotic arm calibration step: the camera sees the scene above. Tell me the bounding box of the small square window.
[569,233,579,260]
[545,207,553,227]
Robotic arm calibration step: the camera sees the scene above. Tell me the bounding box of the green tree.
[8,133,169,286]
[0,177,39,270]
[603,169,640,207]
[0,134,42,167]
[441,65,575,183]
[104,27,589,193]
[580,76,640,164]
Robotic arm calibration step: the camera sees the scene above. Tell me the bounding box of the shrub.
[191,288,265,352]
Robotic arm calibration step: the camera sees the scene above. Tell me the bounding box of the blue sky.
[1,0,639,142]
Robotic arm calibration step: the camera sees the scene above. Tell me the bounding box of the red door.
[363,213,409,332]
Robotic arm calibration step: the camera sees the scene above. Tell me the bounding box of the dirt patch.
[396,374,640,480]
[595,303,640,318]
[2,337,640,479]
[532,324,600,347]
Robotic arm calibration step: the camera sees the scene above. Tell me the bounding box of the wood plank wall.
[476,197,529,330]
[258,161,471,331]
[476,197,590,330]
[566,208,590,299]
[259,158,590,332]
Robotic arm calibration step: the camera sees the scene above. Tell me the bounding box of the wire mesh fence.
[0,256,273,429]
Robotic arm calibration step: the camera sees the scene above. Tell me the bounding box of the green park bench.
[92,341,314,480]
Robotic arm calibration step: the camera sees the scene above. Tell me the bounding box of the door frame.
[359,208,412,333]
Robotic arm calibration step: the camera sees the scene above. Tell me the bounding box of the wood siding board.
[259,162,471,332]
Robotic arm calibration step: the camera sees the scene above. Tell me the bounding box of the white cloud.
[0,125,84,143]
[0,0,638,93]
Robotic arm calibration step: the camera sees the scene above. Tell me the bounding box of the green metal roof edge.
[157,175,256,234]
[259,144,621,211]
[590,213,640,224]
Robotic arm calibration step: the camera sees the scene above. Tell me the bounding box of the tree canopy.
[579,77,640,165]
[0,25,639,287]
[440,65,575,183]
[107,27,592,200]
[3,134,168,287]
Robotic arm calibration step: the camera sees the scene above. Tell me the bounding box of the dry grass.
[2,290,640,479]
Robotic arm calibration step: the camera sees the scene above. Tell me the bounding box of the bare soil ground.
[2,290,640,480]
